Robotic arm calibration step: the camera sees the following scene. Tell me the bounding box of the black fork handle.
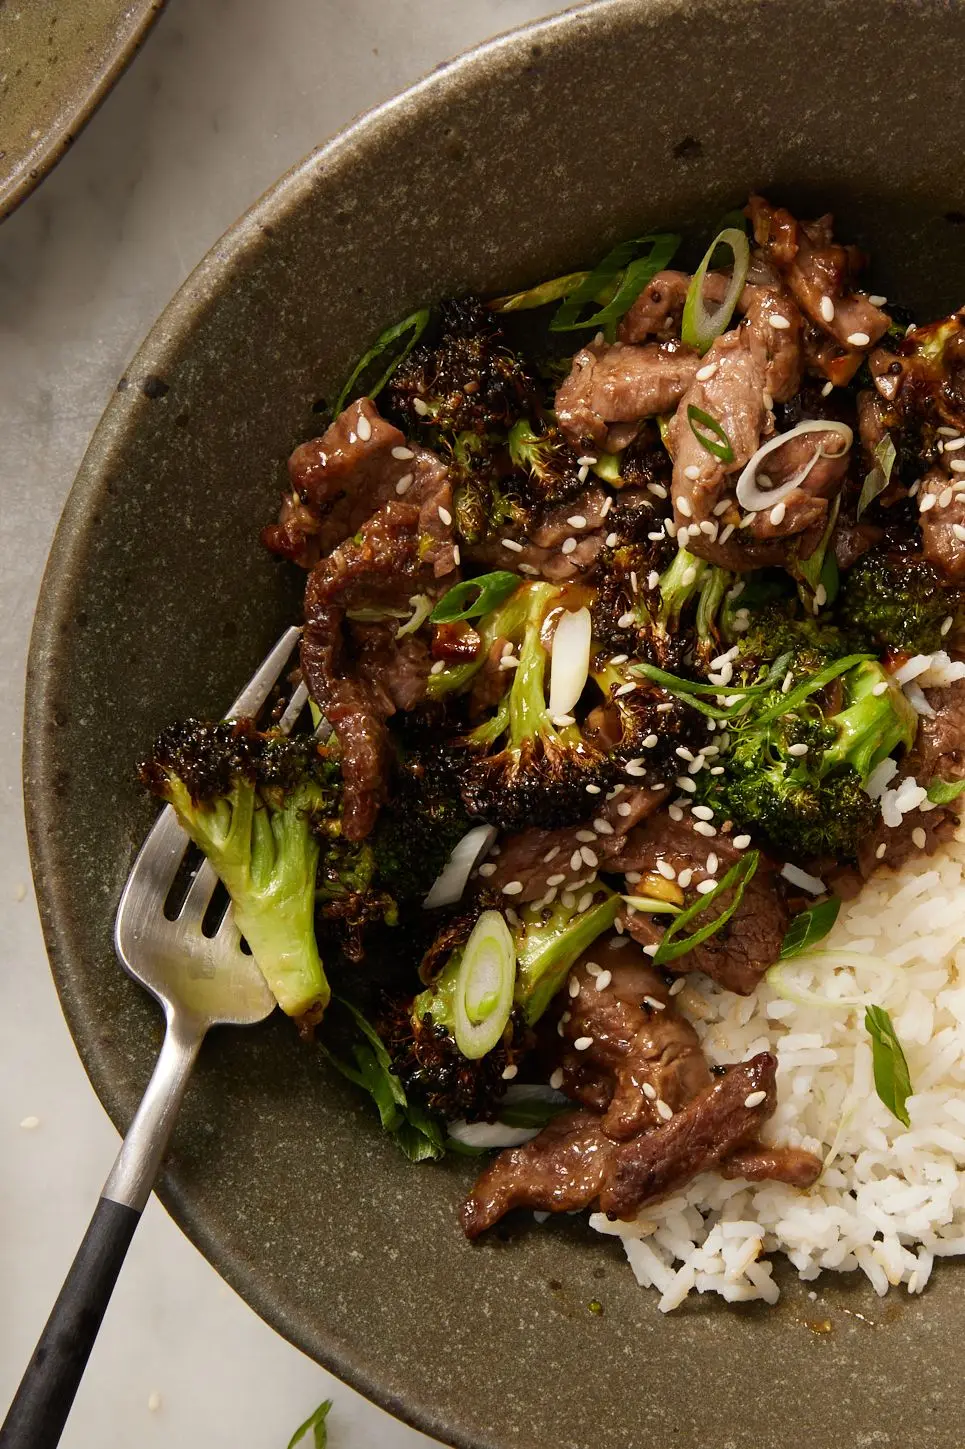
[0,1198,141,1449]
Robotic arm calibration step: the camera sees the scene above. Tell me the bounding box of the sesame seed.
[644,996,667,1012]
[815,583,828,607]
[912,826,928,849]
[678,496,694,517]
[943,615,955,634]
[20,1115,40,1130]
[656,701,674,712]
[920,494,937,512]
[676,776,697,793]
[710,765,725,775]
[626,759,648,776]
[642,1082,658,1100]
[348,432,357,444]
[549,1068,565,1089]
[875,842,888,859]
[601,495,614,517]
[576,830,597,843]
[648,482,669,499]
[684,464,701,481]
[544,846,561,862]
[610,653,629,665]
[643,943,659,957]
[585,783,601,795]
[595,969,612,991]
[733,833,751,849]
[392,445,415,460]
[577,454,598,466]
[430,659,446,675]
[868,294,887,306]
[951,460,965,473]
[499,656,519,671]
[574,1036,594,1052]
[787,742,809,757]
[821,380,834,397]
[676,525,692,545]
[696,878,717,894]
[642,733,659,749]
[706,852,718,873]
[580,846,599,868]
[617,611,636,629]
[769,500,786,526]
[647,570,660,589]
[502,880,523,896]
[696,362,718,381]
[577,465,589,483]
[681,566,698,586]
[744,1090,767,1109]
[571,850,583,871]
[939,426,960,436]
[940,486,954,508]
[614,681,636,698]
[501,1064,519,1081]
[567,514,587,528]
[847,331,870,347]
[871,680,889,696]
[656,859,677,880]
[693,821,716,837]
[518,563,540,576]
[676,746,695,761]
[699,520,718,538]
[594,818,615,835]
[665,519,679,538]
[668,804,684,821]
[692,805,714,820]
[617,801,632,816]
[719,523,735,544]
[819,295,835,323]
[649,529,667,542]
[946,437,965,452]
[553,713,576,727]
[568,975,581,997]
[606,531,620,548]
[501,537,523,552]
[561,537,578,556]
[769,314,791,331]
[478,863,497,879]
[395,473,414,495]
[656,1099,674,1120]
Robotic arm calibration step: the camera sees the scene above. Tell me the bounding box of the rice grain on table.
[585,822,965,1309]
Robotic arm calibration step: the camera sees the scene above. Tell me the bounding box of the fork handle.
[0,1016,203,1449]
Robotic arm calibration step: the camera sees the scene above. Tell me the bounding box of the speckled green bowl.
[23,2,965,1445]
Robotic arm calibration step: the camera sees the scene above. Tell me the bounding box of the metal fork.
[1,627,308,1449]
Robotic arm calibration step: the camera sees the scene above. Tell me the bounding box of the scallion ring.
[687,405,734,464]
[453,910,517,1059]
[681,226,751,354]
[734,420,853,514]
[395,594,434,638]
[430,571,521,624]
[334,307,431,415]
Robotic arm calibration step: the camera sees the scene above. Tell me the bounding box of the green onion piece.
[430,571,521,624]
[287,1398,333,1449]
[489,271,590,313]
[634,651,792,700]
[749,653,875,728]
[498,1095,569,1129]
[926,777,965,804]
[396,593,434,638]
[681,226,751,354]
[623,895,683,915]
[334,307,431,415]
[856,434,897,518]
[865,1004,913,1128]
[550,233,681,335]
[653,851,760,964]
[779,897,842,958]
[795,494,840,606]
[453,910,517,1059]
[687,404,734,464]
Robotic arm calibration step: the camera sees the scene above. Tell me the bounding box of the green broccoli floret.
[837,549,961,654]
[730,591,853,678]
[456,582,614,830]
[507,418,587,507]
[447,430,525,546]
[140,720,334,1020]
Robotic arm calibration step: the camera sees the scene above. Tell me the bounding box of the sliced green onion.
[681,226,751,354]
[795,494,840,606]
[926,776,965,804]
[395,594,434,638]
[780,897,842,958]
[489,271,590,313]
[687,404,734,464]
[749,653,874,728]
[453,910,516,1059]
[735,421,853,513]
[287,1399,333,1449]
[767,950,903,1011]
[430,571,521,623]
[550,233,681,335]
[652,852,759,964]
[856,434,897,518]
[334,307,431,415]
[865,1004,913,1128]
[622,895,683,915]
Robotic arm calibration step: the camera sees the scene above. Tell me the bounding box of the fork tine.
[226,624,301,720]
[176,857,221,925]
[277,679,309,733]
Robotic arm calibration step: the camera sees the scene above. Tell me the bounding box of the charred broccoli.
[456,582,615,830]
[507,418,587,507]
[837,548,960,654]
[140,720,335,1020]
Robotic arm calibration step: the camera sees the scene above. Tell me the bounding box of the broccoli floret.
[391,890,619,1121]
[456,582,615,830]
[837,548,960,654]
[140,720,334,1020]
[507,418,587,508]
[732,592,853,678]
[372,746,473,902]
[589,653,704,779]
[699,659,917,860]
[385,296,537,438]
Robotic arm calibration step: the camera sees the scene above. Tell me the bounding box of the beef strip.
[463,484,610,582]
[917,466,965,581]
[613,813,789,994]
[618,270,691,343]
[598,1052,779,1217]
[721,1144,822,1187]
[831,514,884,569]
[263,399,430,568]
[556,340,700,453]
[554,940,712,1140]
[482,786,668,902]
[918,680,965,781]
[460,1110,614,1239]
[302,469,457,838]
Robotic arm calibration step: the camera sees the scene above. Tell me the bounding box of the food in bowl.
[140,195,965,1309]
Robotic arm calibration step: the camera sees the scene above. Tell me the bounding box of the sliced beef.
[832,514,884,570]
[555,940,712,1140]
[463,484,611,582]
[482,786,668,902]
[918,466,965,581]
[618,270,691,343]
[556,340,700,453]
[460,1110,614,1239]
[614,814,789,994]
[598,1052,778,1217]
[720,1144,822,1187]
[743,286,805,403]
[918,679,965,781]
[263,400,429,568]
[302,485,456,839]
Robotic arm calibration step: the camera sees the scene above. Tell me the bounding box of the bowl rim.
[21,4,623,1444]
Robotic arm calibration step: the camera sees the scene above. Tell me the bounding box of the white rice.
[588,821,965,1311]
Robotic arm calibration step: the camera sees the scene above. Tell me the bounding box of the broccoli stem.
[515,892,621,1023]
[656,547,707,630]
[425,583,535,700]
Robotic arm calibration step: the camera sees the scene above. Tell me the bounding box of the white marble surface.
[0,2,568,1443]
